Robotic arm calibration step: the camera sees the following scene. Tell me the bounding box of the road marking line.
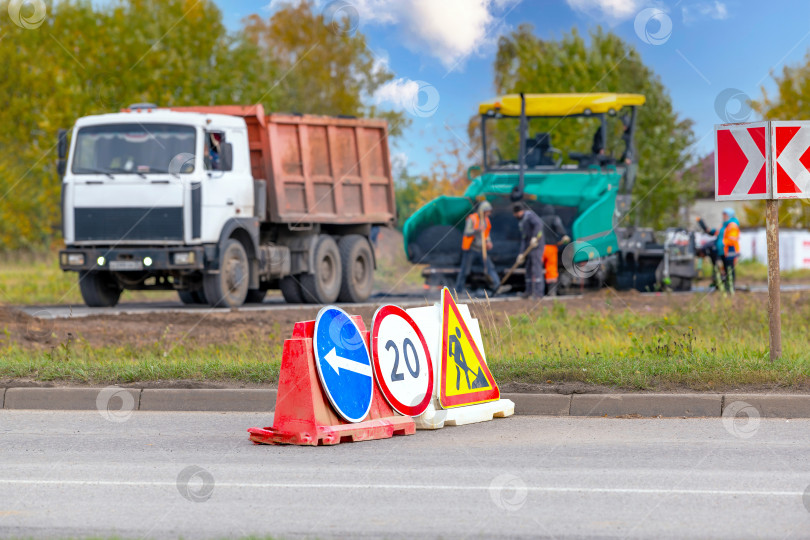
[0,479,802,496]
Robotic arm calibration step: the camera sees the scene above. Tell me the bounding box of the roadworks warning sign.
[438,288,500,408]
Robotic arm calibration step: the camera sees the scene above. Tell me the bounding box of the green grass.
[705,258,810,283]
[0,339,283,384]
[3,293,810,390]
[474,293,810,390]
[0,252,178,305]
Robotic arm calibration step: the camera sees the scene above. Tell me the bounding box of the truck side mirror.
[57,128,68,178]
[220,142,233,172]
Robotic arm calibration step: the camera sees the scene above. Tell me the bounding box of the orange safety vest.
[461,213,491,251]
[723,221,740,257]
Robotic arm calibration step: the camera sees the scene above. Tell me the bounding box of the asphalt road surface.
[16,292,533,319]
[1,412,810,539]
[17,284,810,319]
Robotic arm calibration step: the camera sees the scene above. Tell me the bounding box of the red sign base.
[248,317,415,446]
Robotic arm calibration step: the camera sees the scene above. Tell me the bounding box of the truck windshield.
[72,123,196,175]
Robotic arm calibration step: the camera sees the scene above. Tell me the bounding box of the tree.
[240,1,406,133]
[747,52,810,228]
[486,25,696,229]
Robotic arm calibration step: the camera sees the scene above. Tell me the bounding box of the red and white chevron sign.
[772,121,810,199]
[715,122,770,201]
[715,121,810,201]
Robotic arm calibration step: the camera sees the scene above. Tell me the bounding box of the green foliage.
[0,0,403,250]
[487,25,696,229]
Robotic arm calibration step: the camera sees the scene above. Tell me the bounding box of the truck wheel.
[337,235,374,302]
[204,239,250,307]
[279,276,304,304]
[177,289,206,305]
[245,289,267,304]
[177,291,196,305]
[301,235,342,304]
[79,271,122,308]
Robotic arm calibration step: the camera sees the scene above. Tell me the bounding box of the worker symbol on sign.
[449,327,488,391]
[439,288,500,408]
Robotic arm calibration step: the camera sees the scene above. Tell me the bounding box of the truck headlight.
[173,252,195,265]
[64,253,85,266]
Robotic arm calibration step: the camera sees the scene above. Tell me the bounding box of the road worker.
[707,207,740,292]
[454,200,499,293]
[539,205,571,296]
[512,202,545,298]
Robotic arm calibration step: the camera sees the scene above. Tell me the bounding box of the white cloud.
[374,78,420,110]
[682,1,729,24]
[373,78,441,117]
[565,0,645,22]
[265,0,517,70]
[386,0,515,70]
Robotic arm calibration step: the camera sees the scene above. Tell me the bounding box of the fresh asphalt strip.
[1,387,810,417]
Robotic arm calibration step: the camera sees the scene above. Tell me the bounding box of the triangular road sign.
[439,288,499,408]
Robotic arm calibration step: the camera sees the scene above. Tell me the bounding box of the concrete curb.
[4,387,141,410]
[723,394,810,418]
[503,393,572,416]
[570,393,722,418]
[1,388,810,418]
[139,389,276,412]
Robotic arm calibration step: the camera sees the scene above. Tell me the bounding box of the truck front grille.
[74,207,183,242]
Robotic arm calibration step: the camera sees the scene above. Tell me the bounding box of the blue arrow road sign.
[313,306,373,423]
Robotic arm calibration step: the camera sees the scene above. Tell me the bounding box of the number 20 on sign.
[371,305,434,417]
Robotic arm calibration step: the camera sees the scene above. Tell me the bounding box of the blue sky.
[215,0,810,176]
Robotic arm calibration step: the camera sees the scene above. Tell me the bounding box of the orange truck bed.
[170,105,395,226]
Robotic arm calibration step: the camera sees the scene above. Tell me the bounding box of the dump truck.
[403,93,697,293]
[57,104,395,307]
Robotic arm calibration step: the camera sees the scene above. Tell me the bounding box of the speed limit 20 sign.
[371,305,434,416]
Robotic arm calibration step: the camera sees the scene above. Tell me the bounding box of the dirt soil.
[1,288,726,353]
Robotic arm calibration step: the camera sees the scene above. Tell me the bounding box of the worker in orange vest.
[455,201,499,293]
[708,207,740,292]
[539,205,571,296]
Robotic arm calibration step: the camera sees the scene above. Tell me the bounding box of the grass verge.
[2,292,810,391]
[0,252,174,305]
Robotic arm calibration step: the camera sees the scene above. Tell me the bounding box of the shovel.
[494,232,542,296]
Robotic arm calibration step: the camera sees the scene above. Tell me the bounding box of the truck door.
[200,127,253,243]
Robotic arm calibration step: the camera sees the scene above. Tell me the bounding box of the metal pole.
[480,114,488,171]
[765,198,782,361]
[512,93,527,202]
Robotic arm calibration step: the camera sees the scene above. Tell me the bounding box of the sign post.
[713,121,810,361]
[765,199,782,360]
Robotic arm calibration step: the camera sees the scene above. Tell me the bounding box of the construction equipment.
[404,92,696,294]
[57,104,395,307]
